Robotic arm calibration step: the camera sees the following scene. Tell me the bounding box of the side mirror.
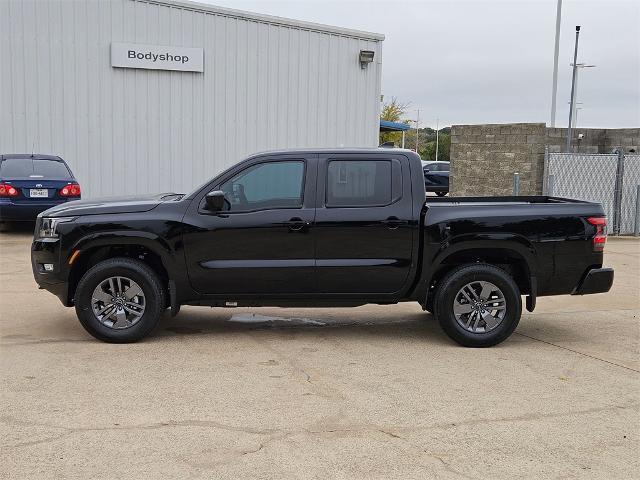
[205,190,226,211]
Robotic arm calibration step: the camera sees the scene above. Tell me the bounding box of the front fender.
[69,230,180,278]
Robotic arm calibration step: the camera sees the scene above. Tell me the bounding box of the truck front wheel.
[74,258,165,343]
[433,264,522,347]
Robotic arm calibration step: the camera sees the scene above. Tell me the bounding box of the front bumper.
[32,237,71,306]
[572,267,614,295]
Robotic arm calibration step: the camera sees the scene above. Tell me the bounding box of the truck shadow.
[154,309,453,345]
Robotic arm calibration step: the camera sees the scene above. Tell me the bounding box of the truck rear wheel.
[433,264,521,347]
[74,258,165,343]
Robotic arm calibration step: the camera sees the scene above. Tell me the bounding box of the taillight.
[60,183,81,197]
[0,183,19,197]
[587,217,607,252]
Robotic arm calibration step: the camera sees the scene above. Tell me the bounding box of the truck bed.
[419,194,607,300]
[424,195,595,205]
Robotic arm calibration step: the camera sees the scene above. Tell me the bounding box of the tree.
[379,97,410,146]
[418,133,451,162]
[380,96,410,123]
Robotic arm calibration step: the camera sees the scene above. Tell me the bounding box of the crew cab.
[31,149,613,346]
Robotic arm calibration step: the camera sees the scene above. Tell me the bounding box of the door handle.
[285,217,309,232]
[381,216,406,230]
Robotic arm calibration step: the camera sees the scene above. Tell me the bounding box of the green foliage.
[380,96,409,122]
[419,133,451,162]
[399,128,451,161]
[378,96,451,160]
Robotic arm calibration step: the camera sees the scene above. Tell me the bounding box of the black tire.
[435,191,448,197]
[74,257,165,343]
[433,264,521,347]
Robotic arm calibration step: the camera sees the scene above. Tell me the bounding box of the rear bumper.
[0,200,67,221]
[425,184,448,192]
[572,267,614,295]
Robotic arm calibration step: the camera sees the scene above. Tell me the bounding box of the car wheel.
[74,257,165,343]
[436,191,448,197]
[433,264,521,347]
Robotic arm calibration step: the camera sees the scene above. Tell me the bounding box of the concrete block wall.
[546,127,639,154]
[449,123,547,196]
[450,123,639,197]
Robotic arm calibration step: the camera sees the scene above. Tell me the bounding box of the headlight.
[38,217,75,239]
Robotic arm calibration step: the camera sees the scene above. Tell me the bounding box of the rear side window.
[326,159,402,207]
[0,158,72,179]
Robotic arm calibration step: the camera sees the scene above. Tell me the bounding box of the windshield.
[0,158,72,179]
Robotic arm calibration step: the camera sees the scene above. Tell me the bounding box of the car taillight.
[587,217,607,252]
[60,183,81,197]
[0,183,19,197]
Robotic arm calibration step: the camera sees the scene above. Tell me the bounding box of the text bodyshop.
[128,50,189,64]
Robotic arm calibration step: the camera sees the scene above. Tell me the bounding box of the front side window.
[326,160,402,207]
[218,161,305,212]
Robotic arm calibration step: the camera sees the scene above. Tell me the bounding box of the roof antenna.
[31,141,35,157]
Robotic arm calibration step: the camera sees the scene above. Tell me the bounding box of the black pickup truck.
[31,149,613,346]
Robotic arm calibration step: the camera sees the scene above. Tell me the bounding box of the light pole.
[567,102,583,128]
[569,63,596,130]
[574,106,582,130]
[550,0,563,127]
[566,25,581,152]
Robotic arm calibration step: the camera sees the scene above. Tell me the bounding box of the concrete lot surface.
[1,225,638,479]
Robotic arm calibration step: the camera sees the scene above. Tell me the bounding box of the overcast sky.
[204,0,638,129]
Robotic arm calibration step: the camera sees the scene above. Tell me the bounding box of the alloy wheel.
[452,280,506,333]
[91,276,146,329]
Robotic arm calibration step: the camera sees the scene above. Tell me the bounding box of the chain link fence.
[544,150,640,235]
[620,154,640,234]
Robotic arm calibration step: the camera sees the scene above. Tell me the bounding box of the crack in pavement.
[0,338,90,347]
[0,417,280,449]
[244,332,345,400]
[514,332,640,373]
[3,403,637,451]
[423,452,480,480]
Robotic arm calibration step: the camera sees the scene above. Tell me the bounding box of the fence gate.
[544,150,640,235]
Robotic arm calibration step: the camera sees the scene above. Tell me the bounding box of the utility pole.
[566,25,581,153]
[415,109,420,153]
[550,0,562,127]
[435,118,440,161]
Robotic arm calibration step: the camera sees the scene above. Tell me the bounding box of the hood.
[41,193,181,217]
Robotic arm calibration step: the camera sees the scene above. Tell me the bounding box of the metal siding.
[1,0,383,198]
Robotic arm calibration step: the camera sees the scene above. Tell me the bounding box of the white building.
[0,0,384,197]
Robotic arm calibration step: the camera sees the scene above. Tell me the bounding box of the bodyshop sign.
[111,42,204,72]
